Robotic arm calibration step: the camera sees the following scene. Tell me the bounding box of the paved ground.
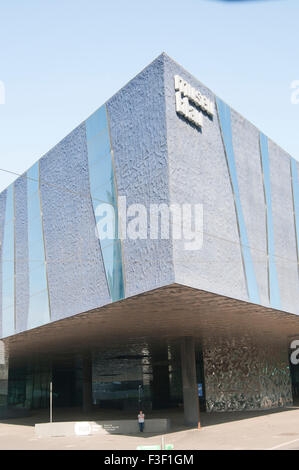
[1,407,299,450]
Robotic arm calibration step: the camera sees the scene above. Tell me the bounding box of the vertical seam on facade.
[105,104,127,297]
[38,161,51,321]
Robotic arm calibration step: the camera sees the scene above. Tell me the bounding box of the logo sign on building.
[174,75,214,129]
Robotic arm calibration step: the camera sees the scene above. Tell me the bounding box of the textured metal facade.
[14,175,29,334]
[217,98,260,304]
[0,53,298,325]
[203,336,292,412]
[0,55,174,336]
[259,133,281,309]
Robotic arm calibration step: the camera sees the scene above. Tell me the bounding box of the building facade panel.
[203,336,292,411]
[0,52,298,340]
[164,55,248,301]
[107,55,174,298]
[259,134,281,309]
[14,175,29,333]
[26,162,50,329]
[86,105,125,302]
[230,110,269,307]
[291,158,299,271]
[1,54,299,416]
[0,192,7,338]
[268,140,299,314]
[1,186,15,337]
[39,123,110,323]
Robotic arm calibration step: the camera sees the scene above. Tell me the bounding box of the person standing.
[138,410,145,432]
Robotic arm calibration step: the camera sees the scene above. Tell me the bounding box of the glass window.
[27,289,50,330]
[88,154,114,194]
[216,97,260,304]
[91,180,117,208]
[86,131,111,166]
[2,277,14,309]
[2,222,14,266]
[101,240,124,301]
[86,105,125,302]
[26,162,50,329]
[2,261,14,283]
[29,263,48,296]
[27,191,41,221]
[86,106,109,141]
[259,133,281,309]
[27,164,39,196]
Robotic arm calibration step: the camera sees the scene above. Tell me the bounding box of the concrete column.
[180,337,200,428]
[82,353,93,414]
[152,347,170,409]
[0,341,9,415]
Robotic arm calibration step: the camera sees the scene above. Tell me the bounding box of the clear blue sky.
[0,0,298,191]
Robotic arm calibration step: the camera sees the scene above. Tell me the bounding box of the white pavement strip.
[268,438,299,450]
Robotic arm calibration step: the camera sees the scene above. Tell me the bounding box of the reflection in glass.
[89,154,114,189]
[291,158,299,270]
[2,185,15,337]
[27,163,50,329]
[90,175,116,206]
[86,105,125,302]
[86,130,111,166]
[216,98,260,304]
[259,133,281,309]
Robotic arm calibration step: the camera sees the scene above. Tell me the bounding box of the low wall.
[35,419,170,437]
